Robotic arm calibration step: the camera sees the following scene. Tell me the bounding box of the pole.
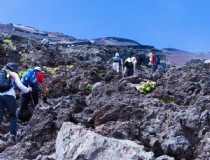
[28,85,34,107]
[30,92,35,107]
[121,58,124,76]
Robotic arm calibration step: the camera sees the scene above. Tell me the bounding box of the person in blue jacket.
[112,53,121,73]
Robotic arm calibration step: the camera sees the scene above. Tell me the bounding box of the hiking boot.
[7,134,16,145]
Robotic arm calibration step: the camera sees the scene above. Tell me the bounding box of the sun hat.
[34,66,42,71]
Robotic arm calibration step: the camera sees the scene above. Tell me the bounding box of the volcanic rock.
[54,122,154,160]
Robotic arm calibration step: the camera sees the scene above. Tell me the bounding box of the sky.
[1,0,210,52]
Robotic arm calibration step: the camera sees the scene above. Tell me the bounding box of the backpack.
[0,70,13,92]
[125,59,133,69]
[21,69,38,87]
[113,56,120,62]
[155,55,160,65]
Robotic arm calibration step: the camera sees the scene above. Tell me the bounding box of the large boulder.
[55,122,154,160]
[161,135,193,159]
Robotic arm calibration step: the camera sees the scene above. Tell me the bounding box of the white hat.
[131,57,136,61]
[115,52,119,56]
[34,66,42,71]
[148,53,153,57]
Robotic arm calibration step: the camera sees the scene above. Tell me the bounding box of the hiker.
[41,38,49,46]
[137,54,147,68]
[148,52,158,74]
[0,63,32,142]
[132,56,137,74]
[112,52,121,73]
[16,66,47,120]
[124,56,136,77]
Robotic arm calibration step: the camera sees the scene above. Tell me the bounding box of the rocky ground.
[0,33,210,160]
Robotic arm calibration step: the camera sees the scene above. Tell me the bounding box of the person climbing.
[41,38,49,46]
[137,53,147,69]
[124,55,135,77]
[16,66,47,121]
[131,56,137,74]
[148,52,158,74]
[112,52,121,73]
[0,62,32,143]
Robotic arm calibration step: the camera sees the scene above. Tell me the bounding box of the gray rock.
[156,155,175,160]
[161,135,193,159]
[55,122,154,160]
[91,82,103,96]
[0,140,5,152]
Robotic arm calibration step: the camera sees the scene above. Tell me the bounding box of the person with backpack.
[131,56,137,74]
[148,52,158,74]
[112,52,121,73]
[124,55,136,77]
[155,55,161,66]
[16,66,47,121]
[41,38,49,46]
[0,63,32,143]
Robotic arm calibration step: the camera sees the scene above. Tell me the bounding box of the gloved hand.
[28,87,32,92]
[43,96,47,103]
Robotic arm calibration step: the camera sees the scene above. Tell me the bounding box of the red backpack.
[151,54,156,64]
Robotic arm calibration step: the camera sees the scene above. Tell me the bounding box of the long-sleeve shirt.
[0,71,30,98]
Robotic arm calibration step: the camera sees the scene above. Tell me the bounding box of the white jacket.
[0,71,30,98]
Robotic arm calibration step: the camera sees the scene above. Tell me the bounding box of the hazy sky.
[1,0,210,52]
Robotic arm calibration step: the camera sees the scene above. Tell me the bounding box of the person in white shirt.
[124,56,136,77]
[0,63,31,142]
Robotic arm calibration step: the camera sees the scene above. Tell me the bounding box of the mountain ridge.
[1,23,210,66]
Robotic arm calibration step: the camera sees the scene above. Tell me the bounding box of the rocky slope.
[93,37,141,46]
[2,23,210,67]
[0,23,148,47]
[162,48,210,66]
[0,24,210,160]
[0,23,75,44]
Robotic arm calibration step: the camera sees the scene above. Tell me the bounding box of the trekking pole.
[30,92,35,107]
[28,85,34,107]
[121,58,124,76]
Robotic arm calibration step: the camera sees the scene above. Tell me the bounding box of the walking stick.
[121,59,124,76]
[30,92,35,107]
[28,85,34,107]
